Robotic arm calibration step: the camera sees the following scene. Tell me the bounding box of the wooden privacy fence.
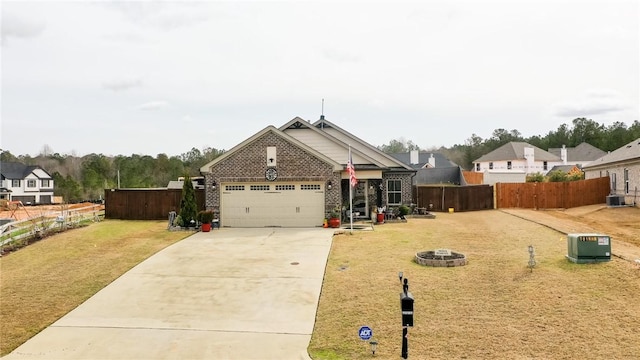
[105,189,205,220]
[414,185,494,212]
[414,177,610,212]
[462,171,484,185]
[495,177,610,209]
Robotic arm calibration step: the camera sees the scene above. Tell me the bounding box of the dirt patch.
[501,205,640,262]
[0,203,103,221]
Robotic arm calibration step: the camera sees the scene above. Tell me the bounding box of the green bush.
[547,170,568,182]
[197,210,215,224]
[526,172,545,183]
[398,205,411,216]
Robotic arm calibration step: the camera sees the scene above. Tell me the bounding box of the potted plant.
[328,209,341,228]
[376,206,386,224]
[197,210,215,232]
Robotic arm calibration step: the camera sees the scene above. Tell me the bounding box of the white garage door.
[221,182,325,227]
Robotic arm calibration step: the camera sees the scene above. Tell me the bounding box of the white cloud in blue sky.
[1,0,638,156]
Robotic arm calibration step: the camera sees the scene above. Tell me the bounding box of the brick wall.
[202,131,340,216]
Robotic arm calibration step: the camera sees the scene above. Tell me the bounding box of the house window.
[41,179,51,187]
[12,180,20,187]
[489,162,493,170]
[624,168,629,194]
[475,163,480,171]
[387,179,402,205]
[507,161,512,170]
[543,161,548,171]
[27,180,37,188]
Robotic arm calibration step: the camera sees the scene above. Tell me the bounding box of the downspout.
[411,171,418,208]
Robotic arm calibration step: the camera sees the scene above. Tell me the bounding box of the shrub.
[197,210,215,224]
[527,172,545,183]
[547,170,568,182]
[398,205,411,216]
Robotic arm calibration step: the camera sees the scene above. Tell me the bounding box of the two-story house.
[473,142,564,184]
[548,142,606,168]
[0,162,55,204]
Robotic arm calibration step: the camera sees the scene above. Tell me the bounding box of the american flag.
[347,150,357,187]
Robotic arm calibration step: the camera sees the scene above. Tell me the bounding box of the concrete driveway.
[4,228,334,360]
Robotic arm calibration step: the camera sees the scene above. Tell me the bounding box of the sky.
[1,0,638,157]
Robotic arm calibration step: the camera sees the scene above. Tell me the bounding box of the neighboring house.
[199,116,416,228]
[473,142,564,184]
[167,176,205,190]
[548,164,583,176]
[583,138,640,206]
[548,142,606,168]
[0,162,55,204]
[390,150,466,185]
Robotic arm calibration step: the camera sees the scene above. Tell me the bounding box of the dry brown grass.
[0,220,190,355]
[308,210,640,359]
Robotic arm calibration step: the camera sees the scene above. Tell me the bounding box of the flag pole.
[349,145,353,233]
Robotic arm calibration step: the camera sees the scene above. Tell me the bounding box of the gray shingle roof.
[473,142,561,162]
[0,162,44,179]
[548,142,606,162]
[389,152,458,169]
[583,138,640,168]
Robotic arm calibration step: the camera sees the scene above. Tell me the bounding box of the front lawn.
[0,220,191,355]
[308,211,640,359]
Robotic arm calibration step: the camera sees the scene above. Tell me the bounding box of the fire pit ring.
[415,250,467,267]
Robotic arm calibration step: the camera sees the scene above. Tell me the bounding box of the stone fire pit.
[415,250,467,267]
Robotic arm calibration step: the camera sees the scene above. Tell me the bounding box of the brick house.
[583,137,640,207]
[199,116,415,227]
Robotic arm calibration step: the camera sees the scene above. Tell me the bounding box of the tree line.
[1,117,637,203]
[379,118,640,170]
[0,147,224,203]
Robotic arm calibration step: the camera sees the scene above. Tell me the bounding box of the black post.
[402,326,408,359]
[399,276,413,359]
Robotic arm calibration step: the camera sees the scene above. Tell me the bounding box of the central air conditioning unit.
[605,195,625,206]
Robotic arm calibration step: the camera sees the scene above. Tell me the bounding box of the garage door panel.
[221,183,324,228]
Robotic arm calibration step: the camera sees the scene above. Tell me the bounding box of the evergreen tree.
[179,174,197,227]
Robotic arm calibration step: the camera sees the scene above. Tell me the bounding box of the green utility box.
[566,233,611,264]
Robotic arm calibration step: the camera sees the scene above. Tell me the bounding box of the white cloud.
[102,78,143,92]
[554,89,630,117]
[1,10,45,44]
[104,2,208,31]
[136,101,169,111]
